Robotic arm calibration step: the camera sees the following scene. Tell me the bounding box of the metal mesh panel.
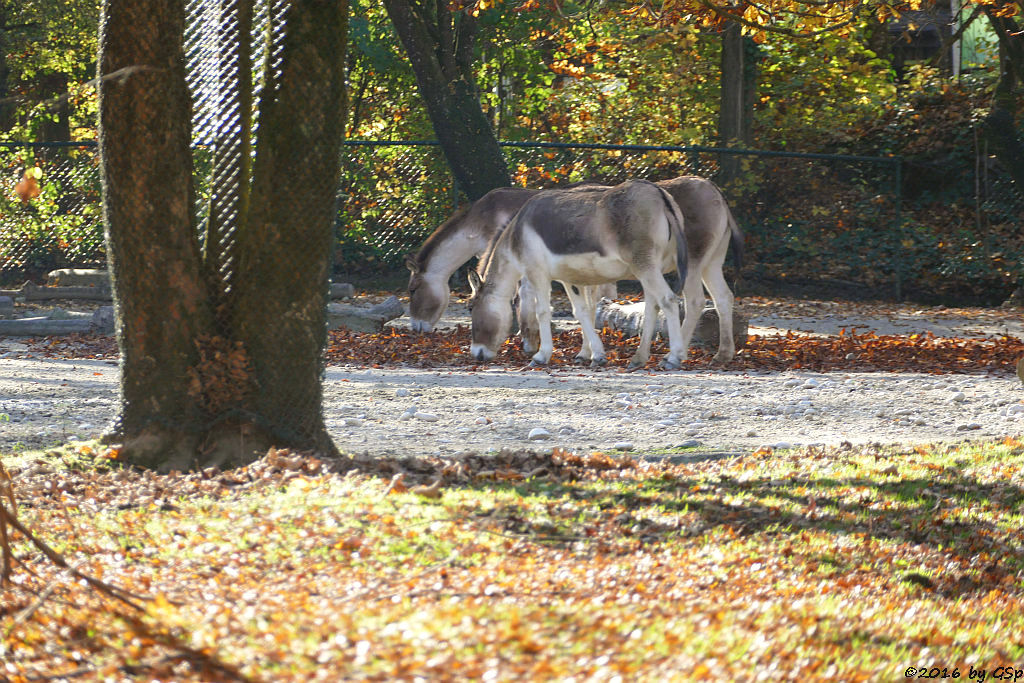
[2,136,1022,301]
[0,143,104,284]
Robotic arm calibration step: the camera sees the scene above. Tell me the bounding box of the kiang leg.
[633,268,685,370]
[703,264,736,364]
[516,279,542,355]
[563,282,605,365]
[529,276,555,365]
[675,268,704,367]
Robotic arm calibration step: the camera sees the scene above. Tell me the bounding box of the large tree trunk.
[232,0,348,458]
[98,0,213,469]
[99,0,348,471]
[382,0,510,200]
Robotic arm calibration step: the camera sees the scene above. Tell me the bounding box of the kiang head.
[468,269,512,362]
[405,253,448,333]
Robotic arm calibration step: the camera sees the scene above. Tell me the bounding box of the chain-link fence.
[2,138,1022,302]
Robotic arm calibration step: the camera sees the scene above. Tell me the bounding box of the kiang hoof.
[573,355,591,365]
[527,359,548,368]
[626,359,646,372]
[659,357,682,371]
[711,353,735,366]
[589,357,608,368]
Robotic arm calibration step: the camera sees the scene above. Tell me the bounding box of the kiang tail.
[656,186,688,296]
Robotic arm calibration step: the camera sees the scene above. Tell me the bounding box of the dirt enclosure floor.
[1,295,1023,459]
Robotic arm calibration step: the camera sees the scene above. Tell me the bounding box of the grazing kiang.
[516,175,742,365]
[405,185,615,334]
[405,187,537,332]
[406,177,741,366]
[469,179,690,369]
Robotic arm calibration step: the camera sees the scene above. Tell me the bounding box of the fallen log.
[327,295,404,333]
[21,281,112,302]
[0,306,115,336]
[595,300,748,351]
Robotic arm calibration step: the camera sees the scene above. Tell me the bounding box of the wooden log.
[46,268,111,288]
[327,295,404,333]
[0,306,115,336]
[595,300,748,351]
[21,281,113,301]
[329,282,356,299]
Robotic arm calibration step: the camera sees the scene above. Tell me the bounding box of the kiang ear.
[467,270,482,297]
[405,254,419,274]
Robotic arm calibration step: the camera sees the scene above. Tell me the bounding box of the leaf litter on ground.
[2,436,1024,680]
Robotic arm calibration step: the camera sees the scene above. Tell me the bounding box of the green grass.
[2,437,1024,680]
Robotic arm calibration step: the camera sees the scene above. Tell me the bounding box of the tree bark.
[982,10,1024,190]
[98,0,213,469]
[99,0,349,470]
[718,23,757,183]
[382,0,510,200]
[232,0,348,458]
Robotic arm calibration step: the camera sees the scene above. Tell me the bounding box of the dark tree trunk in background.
[718,23,757,184]
[98,0,213,469]
[382,0,510,200]
[982,10,1024,191]
[99,0,348,471]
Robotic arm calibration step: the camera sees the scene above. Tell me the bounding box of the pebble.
[612,441,634,451]
[395,388,410,397]
[678,439,701,448]
[950,392,967,403]
[956,423,982,432]
[528,428,552,441]
[343,417,364,427]
[414,412,439,422]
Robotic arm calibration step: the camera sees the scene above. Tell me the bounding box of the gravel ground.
[2,298,1022,458]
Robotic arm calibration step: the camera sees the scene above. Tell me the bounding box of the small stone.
[956,423,982,431]
[678,439,700,448]
[950,392,967,403]
[343,417,364,427]
[395,388,410,397]
[783,379,802,388]
[612,441,634,451]
[802,378,820,388]
[773,441,794,450]
[475,416,490,425]
[528,428,552,441]
[746,429,758,437]
[414,412,439,422]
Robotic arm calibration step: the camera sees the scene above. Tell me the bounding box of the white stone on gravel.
[414,412,439,422]
[528,428,552,441]
[950,392,967,403]
[613,441,634,451]
[343,417,364,427]
[395,388,410,397]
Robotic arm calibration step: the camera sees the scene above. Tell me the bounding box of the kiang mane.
[413,204,472,267]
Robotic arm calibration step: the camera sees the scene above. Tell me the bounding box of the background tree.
[381,0,510,200]
[98,0,349,470]
[0,0,98,140]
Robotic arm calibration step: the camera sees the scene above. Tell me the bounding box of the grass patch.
[2,438,1023,680]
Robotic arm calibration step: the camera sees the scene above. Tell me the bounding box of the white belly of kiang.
[545,253,630,285]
